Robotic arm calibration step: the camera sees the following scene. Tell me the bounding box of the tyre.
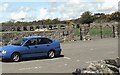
[11,53,21,62]
[48,50,55,58]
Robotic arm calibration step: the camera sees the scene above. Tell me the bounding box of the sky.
[0,0,119,23]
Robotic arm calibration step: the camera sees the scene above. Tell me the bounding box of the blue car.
[0,36,62,62]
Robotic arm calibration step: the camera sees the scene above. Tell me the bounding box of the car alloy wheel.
[11,53,20,62]
[48,51,55,58]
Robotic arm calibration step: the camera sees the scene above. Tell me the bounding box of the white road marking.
[109,51,115,54]
[63,57,71,60]
[7,57,70,65]
[77,60,80,62]
[85,61,97,63]
[49,58,61,60]
[18,60,41,64]
[18,58,62,64]
[90,48,94,51]
[19,66,42,70]
[64,64,68,66]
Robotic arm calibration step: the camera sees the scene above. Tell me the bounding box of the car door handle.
[46,45,49,47]
[34,46,37,48]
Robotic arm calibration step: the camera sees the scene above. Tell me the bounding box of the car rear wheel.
[11,53,21,62]
[48,51,55,58]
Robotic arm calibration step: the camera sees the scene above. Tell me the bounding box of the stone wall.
[0,24,67,31]
[0,22,118,45]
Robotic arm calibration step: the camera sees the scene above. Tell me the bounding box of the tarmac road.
[0,38,118,73]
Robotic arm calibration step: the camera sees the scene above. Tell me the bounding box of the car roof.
[23,36,47,39]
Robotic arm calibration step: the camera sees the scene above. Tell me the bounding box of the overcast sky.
[0,0,119,23]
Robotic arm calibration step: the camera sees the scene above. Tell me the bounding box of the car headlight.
[2,50,7,54]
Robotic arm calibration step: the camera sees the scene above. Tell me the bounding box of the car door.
[36,38,52,56]
[22,38,41,57]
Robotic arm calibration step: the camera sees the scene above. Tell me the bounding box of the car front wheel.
[11,53,21,62]
[48,51,55,58]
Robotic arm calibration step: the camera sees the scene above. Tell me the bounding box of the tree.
[93,13,108,22]
[110,12,120,22]
[46,19,52,24]
[52,18,60,24]
[80,11,93,26]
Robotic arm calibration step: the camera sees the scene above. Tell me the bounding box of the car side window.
[37,38,42,44]
[25,38,37,46]
[37,38,52,44]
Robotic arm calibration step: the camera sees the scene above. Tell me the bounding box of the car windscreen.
[12,38,28,46]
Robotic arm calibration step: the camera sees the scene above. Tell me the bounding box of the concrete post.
[118,1,120,66]
[100,25,103,39]
[118,22,120,65]
[79,25,83,40]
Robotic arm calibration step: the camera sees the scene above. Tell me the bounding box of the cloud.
[40,0,119,20]
[11,11,27,20]
[36,8,48,20]
[39,8,48,18]
[117,1,120,9]
[1,0,119,22]
[19,6,31,12]
[10,6,34,21]
[96,0,119,13]
[44,1,90,20]
[69,0,81,4]
[39,0,84,20]
[0,3,9,12]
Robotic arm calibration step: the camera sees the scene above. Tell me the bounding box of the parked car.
[0,36,62,62]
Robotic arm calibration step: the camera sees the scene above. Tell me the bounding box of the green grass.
[74,28,80,36]
[102,27,112,36]
[90,27,112,36]
[74,27,113,36]
[89,27,101,36]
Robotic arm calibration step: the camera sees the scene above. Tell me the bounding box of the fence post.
[118,1,120,66]
[118,21,120,66]
[79,25,83,40]
[58,24,61,41]
[112,25,115,38]
[100,25,103,39]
